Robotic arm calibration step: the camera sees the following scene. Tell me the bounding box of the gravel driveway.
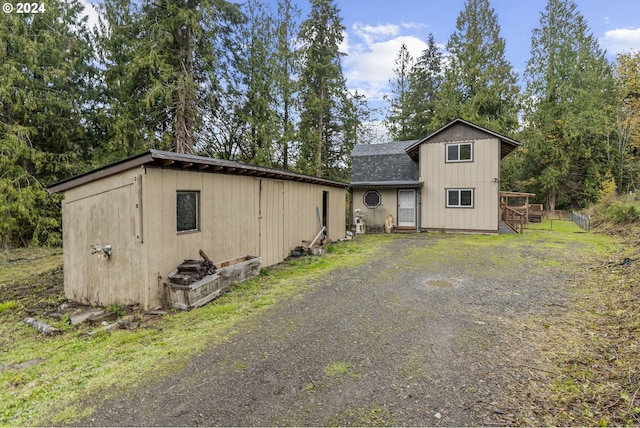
[78,233,573,426]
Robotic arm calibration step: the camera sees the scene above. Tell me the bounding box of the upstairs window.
[446,142,473,162]
[177,191,199,232]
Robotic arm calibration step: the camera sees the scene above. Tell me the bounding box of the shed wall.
[61,169,147,306]
[142,168,346,309]
[420,138,500,232]
[61,167,346,310]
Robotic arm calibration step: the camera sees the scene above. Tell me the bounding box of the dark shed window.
[364,190,381,208]
[177,191,199,232]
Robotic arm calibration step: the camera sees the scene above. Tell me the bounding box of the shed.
[48,150,348,310]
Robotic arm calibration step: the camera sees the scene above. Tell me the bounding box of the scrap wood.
[23,317,61,336]
[309,226,326,248]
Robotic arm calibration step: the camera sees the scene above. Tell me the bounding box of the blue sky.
[319,0,640,103]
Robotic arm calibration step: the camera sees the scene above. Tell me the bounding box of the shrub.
[608,202,640,224]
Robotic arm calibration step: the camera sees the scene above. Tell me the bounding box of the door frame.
[397,189,416,228]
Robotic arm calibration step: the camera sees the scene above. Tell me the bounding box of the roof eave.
[48,150,349,194]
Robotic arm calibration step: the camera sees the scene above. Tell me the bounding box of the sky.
[328,0,640,104]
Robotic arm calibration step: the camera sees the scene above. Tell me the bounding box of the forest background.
[1,0,639,249]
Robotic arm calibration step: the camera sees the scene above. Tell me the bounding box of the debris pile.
[167,250,216,285]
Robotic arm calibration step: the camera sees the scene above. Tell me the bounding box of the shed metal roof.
[48,150,349,194]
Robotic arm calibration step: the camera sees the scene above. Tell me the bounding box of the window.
[363,190,381,208]
[447,189,474,208]
[446,142,473,162]
[177,191,199,232]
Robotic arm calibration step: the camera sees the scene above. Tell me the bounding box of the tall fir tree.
[407,33,443,138]
[0,0,97,248]
[520,0,615,209]
[386,43,414,141]
[272,0,301,170]
[97,0,242,158]
[235,0,278,166]
[435,0,519,133]
[613,52,640,191]
[297,0,353,178]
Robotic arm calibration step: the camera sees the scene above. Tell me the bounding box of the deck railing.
[502,205,526,234]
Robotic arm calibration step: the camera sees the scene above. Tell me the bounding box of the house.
[48,150,348,310]
[350,118,520,234]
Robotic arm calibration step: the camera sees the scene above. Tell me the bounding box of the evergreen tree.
[97,0,242,157]
[613,52,640,191]
[520,0,615,209]
[407,33,443,138]
[386,43,414,140]
[435,0,520,133]
[272,0,301,170]
[235,0,278,166]
[0,0,96,248]
[297,0,353,178]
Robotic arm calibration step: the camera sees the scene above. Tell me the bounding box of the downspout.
[416,187,420,232]
[348,187,353,232]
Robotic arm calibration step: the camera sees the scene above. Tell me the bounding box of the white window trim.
[446,142,473,162]
[446,188,474,208]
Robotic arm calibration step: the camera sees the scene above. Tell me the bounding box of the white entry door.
[398,189,416,227]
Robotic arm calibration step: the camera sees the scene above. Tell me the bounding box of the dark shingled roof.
[350,141,420,187]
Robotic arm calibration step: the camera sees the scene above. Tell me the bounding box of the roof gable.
[405,118,520,159]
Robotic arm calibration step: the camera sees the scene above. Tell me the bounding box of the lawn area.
[0,222,638,426]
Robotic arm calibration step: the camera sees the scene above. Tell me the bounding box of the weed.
[105,304,127,317]
[0,301,18,313]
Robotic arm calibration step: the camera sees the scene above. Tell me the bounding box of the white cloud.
[602,28,640,55]
[342,22,429,102]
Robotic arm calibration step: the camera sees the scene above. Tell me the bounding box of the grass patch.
[324,361,354,378]
[0,236,389,426]
[506,218,640,426]
[0,248,62,287]
[0,225,633,426]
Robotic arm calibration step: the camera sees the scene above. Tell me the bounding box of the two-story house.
[350,118,521,234]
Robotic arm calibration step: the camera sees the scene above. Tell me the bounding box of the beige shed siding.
[420,138,500,232]
[61,165,345,310]
[61,169,146,306]
[142,168,345,309]
[352,188,399,228]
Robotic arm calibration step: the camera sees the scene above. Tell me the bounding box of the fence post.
[572,211,590,231]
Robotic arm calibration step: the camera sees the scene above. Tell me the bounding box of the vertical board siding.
[62,170,145,306]
[63,166,346,310]
[421,138,500,232]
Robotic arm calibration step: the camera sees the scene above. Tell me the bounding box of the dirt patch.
[72,233,580,427]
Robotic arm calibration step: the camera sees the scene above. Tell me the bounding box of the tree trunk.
[174,25,195,154]
[547,188,557,212]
